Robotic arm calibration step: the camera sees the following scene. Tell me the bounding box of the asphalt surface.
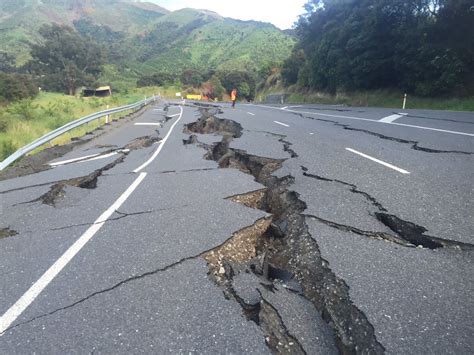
[0,100,473,353]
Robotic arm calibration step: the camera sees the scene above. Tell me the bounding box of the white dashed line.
[273,121,290,127]
[0,172,148,335]
[247,112,255,116]
[346,148,410,175]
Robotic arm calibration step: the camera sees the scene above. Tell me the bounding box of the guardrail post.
[106,105,110,124]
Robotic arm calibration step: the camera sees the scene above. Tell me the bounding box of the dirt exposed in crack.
[226,189,267,210]
[292,112,474,155]
[0,227,18,239]
[21,154,126,207]
[186,107,385,354]
[204,217,272,284]
[123,136,161,150]
[184,108,242,138]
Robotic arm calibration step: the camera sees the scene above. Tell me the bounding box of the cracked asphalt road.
[0,101,473,353]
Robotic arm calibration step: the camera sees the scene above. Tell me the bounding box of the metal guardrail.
[0,96,157,171]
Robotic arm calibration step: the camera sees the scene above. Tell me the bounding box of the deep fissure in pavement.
[301,166,474,251]
[185,108,385,354]
[0,227,18,239]
[24,154,127,207]
[18,134,162,207]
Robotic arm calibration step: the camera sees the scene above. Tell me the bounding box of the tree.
[282,49,306,86]
[288,0,474,96]
[218,71,256,101]
[28,24,104,95]
[0,73,38,103]
[180,69,204,87]
[0,52,16,73]
[137,72,175,87]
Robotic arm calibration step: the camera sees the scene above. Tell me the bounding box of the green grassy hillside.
[0,0,168,65]
[0,2,295,88]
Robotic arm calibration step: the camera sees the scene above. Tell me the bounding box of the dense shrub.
[283,0,474,97]
[0,73,38,103]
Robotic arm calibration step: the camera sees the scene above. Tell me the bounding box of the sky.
[147,0,308,29]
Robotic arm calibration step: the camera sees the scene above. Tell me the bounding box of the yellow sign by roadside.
[186,94,202,100]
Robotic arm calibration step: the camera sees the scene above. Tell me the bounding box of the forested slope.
[283,0,474,97]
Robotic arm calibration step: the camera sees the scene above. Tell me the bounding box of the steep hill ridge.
[0,0,295,85]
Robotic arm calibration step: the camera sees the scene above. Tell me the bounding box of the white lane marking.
[247,104,474,137]
[80,152,118,163]
[49,153,100,166]
[247,112,255,116]
[133,106,184,173]
[286,109,474,137]
[379,114,405,123]
[281,106,288,110]
[346,148,410,175]
[134,123,161,126]
[49,150,130,167]
[0,172,147,335]
[168,113,181,117]
[310,133,314,135]
[274,121,290,127]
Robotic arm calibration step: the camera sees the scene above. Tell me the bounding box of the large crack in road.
[10,135,161,208]
[185,107,385,354]
[300,166,474,251]
[292,112,474,155]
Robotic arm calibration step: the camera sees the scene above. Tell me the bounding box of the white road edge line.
[346,148,410,175]
[273,121,290,127]
[49,152,122,167]
[134,123,161,126]
[247,112,255,116]
[48,153,100,166]
[0,172,148,336]
[133,106,183,173]
[79,152,118,163]
[379,114,405,123]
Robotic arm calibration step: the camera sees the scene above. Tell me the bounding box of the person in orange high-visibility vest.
[231,88,237,109]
